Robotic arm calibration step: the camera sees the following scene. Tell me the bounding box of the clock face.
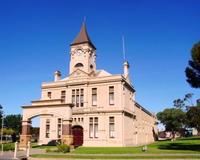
[76,49,83,56]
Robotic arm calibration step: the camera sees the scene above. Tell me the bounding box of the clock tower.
[69,22,96,75]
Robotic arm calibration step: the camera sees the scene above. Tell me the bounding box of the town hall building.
[19,23,157,148]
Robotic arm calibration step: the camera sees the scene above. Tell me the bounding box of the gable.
[68,68,90,79]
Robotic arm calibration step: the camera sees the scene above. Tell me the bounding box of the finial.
[122,35,126,61]
[83,16,86,24]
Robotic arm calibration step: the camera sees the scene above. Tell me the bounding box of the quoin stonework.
[19,22,157,148]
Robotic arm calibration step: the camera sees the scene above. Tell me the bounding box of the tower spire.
[83,16,86,23]
[122,35,130,79]
[71,22,96,49]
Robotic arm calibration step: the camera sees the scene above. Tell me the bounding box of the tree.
[0,105,3,120]
[4,114,22,135]
[173,93,194,110]
[186,106,200,135]
[31,127,40,142]
[157,108,186,139]
[185,41,200,88]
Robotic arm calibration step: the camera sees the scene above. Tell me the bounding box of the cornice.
[22,103,74,108]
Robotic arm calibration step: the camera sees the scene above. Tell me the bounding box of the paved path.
[29,159,200,160]
[0,149,45,160]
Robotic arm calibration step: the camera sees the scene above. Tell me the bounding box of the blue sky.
[0,0,200,118]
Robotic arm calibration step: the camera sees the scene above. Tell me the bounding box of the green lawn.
[71,136,200,154]
[31,136,200,159]
[32,143,57,150]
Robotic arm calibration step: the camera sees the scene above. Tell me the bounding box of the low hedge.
[0,143,15,151]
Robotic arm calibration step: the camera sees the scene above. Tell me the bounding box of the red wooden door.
[72,126,83,147]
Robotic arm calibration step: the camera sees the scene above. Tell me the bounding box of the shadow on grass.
[158,143,200,152]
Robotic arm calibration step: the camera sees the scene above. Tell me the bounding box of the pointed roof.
[71,22,96,49]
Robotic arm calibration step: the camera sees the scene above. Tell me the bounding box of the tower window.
[90,65,93,69]
[75,63,84,68]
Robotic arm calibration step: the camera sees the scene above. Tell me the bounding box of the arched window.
[75,63,84,68]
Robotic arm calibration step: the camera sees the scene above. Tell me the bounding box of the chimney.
[54,71,61,81]
[123,61,129,78]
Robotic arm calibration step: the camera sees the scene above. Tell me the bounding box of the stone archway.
[19,102,74,149]
[72,125,83,147]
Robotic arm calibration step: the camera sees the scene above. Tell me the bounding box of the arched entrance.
[19,103,74,149]
[72,125,83,147]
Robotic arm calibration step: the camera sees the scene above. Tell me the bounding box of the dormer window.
[75,63,84,68]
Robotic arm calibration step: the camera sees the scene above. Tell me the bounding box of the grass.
[32,142,57,150]
[71,136,200,154]
[31,136,200,159]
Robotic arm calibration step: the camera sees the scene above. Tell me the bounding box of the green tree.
[0,105,3,120]
[173,93,194,110]
[157,108,186,139]
[31,127,40,142]
[186,106,200,135]
[1,128,15,135]
[4,114,22,135]
[185,41,200,88]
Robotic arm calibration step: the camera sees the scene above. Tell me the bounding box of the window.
[47,92,51,99]
[46,119,50,138]
[61,91,66,103]
[89,117,98,138]
[72,89,84,107]
[92,88,97,106]
[80,89,84,107]
[89,118,93,138]
[109,86,114,105]
[57,118,62,138]
[75,63,84,68]
[76,89,79,107]
[72,90,75,104]
[94,117,98,138]
[109,117,115,138]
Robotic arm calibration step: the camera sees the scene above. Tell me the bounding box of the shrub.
[56,144,70,153]
[0,143,15,151]
[45,148,60,153]
[45,148,52,153]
